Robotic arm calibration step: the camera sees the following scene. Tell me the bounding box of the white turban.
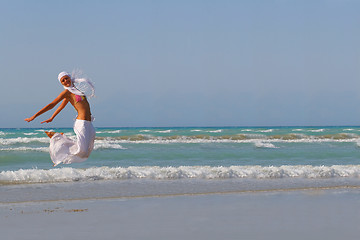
[58,71,71,82]
[57,70,95,98]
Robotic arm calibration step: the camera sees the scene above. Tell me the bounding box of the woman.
[25,71,96,166]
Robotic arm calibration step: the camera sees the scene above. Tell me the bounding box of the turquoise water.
[1,126,360,184]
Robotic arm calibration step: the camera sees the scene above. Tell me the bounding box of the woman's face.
[60,75,72,87]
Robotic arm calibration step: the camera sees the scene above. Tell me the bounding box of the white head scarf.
[58,71,95,98]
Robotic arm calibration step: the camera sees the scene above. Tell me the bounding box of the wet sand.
[1,184,360,240]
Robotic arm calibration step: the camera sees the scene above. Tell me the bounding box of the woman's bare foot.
[45,131,56,138]
[45,131,64,138]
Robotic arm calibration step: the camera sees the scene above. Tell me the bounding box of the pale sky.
[1,0,360,128]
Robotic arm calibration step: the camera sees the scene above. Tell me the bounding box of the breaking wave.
[1,132,360,147]
[0,137,49,145]
[23,133,39,136]
[1,165,360,184]
[0,142,126,151]
[0,147,49,152]
[254,141,279,149]
[94,133,360,143]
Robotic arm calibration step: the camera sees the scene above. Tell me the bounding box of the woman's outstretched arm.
[41,98,69,124]
[25,90,68,122]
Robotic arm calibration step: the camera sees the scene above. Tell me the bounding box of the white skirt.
[49,119,95,166]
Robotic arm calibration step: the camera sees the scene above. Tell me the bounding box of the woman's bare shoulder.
[60,89,71,96]
[54,89,71,100]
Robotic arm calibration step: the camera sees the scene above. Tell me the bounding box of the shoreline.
[2,178,360,204]
[1,184,360,205]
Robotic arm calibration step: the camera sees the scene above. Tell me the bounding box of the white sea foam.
[0,131,15,136]
[308,129,325,132]
[258,129,273,133]
[24,133,39,136]
[111,130,122,134]
[254,141,279,149]
[2,134,360,147]
[35,129,54,132]
[140,130,151,132]
[191,130,203,132]
[96,130,122,134]
[241,129,253,132]
[100,130,122,134]
[94,142,127,150]
[0,137,49,145]
[207,130,222,133]
[343,133,358,138]
[95,137,360,145]
[155,130,172,133]
[0,142,125,152]
[1,165,360,184]
[0,147,49,152]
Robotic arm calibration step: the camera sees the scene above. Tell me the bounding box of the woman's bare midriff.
[75,102,92,121]
[69,94,92,121]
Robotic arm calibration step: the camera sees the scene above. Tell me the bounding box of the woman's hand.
[24,116,35,122]
[41,118,53,124]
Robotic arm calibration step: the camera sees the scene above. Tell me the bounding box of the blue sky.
[1,0,360,127]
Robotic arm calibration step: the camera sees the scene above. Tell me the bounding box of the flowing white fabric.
[58,71,95,98]
[49,119,95,166]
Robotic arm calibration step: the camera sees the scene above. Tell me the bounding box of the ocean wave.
[308,129,325,132]
[254,141,279,149]
[109,130,122,134]
[2,133,360,147]
[207,130,223,133]
[35,129,54,132]
[0,137,49,145]
[1,165,360,184]
[241,129,253,132]
[0,147,49,152]
[190,129,223,133]
[155,130,172,133]
[0,143,126,152]
[24,133,39,136]
[94,133,360,144]
[97,130,122,134]
[0,131,15,136]
[258,129,274,133]
[94,141,127,150]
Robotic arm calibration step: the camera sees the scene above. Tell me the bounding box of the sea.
[1,126,360,186]
[2,126,360,240]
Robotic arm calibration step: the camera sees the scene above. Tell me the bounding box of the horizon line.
[2,125,360,129]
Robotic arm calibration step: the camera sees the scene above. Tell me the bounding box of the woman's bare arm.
[41,98,70,124]
[25,90,69,122]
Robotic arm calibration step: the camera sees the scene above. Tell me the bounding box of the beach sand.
[1,180,360,240]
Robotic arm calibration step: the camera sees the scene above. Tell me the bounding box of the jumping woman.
[25,71,96,166]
